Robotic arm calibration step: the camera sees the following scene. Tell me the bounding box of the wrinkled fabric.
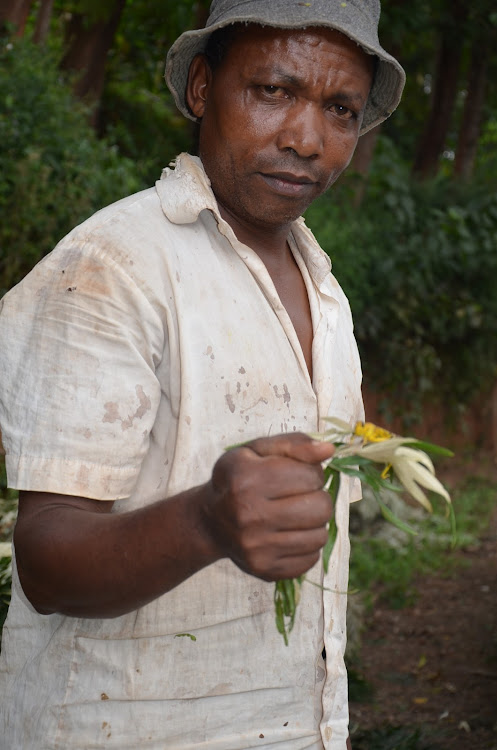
[0,154,364,749]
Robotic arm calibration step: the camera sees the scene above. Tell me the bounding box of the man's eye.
[261,85,286,98]
[330,104,355,120]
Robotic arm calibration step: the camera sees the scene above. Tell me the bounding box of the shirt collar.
[156,152,333,290]
[156,153,218,224]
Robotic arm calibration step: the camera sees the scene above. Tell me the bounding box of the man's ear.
[186,55,212,119]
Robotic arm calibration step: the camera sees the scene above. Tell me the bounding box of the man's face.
[187,25,374,234]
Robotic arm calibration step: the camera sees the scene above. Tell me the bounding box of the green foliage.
[0,36,144,295]
[0,458,17,643]
[307,136,497,423]
[350,538,427,610]
[95,0,207,179]
[101,79,192,184]
[477,116,497,182]
[65,0,123,26]
[349,480,497,611]
[0,556,12,636]
[445,477,497,540]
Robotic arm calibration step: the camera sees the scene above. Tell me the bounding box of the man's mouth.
[259,171,318,197]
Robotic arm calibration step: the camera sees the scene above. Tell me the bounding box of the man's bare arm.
[14,433,334,618]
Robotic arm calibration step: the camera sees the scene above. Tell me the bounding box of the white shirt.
[0,154,364,749]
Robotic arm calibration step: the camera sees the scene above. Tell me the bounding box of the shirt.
[0,154,364,749]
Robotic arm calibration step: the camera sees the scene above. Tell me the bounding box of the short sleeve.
[0,240,164,500]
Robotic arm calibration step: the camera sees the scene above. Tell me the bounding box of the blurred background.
[0,2,496,747]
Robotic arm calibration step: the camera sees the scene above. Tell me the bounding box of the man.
[0,1,404,747]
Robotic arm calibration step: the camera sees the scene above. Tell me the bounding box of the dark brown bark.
[412,37,464,179]
[33,0,54,45]
[454,37,489,180]
[493,381,497,461]
[412,1,469,180]
[60,0,126,123]
[194,2,210,29]
[0,0,33,36]
[352,125,382,176]
[349,124,382,206]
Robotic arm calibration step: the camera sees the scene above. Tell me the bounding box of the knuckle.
[215,452,254,497]
[242,546,268,578]
[318,488,333,511]
[313,464,326,486]
[317,527,329,547]
[309,551,321,569]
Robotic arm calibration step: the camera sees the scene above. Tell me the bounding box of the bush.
[0,458,17,644]
[0,37,144,295]
[306,137,497,423]
[101,78,192,186]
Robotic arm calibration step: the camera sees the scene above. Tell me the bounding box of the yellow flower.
[338,435,450,512]
[353,421,393,443]
[320,418,451,513]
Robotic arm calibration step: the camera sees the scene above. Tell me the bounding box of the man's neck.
[217,202,314,380]
[217,203,292,265]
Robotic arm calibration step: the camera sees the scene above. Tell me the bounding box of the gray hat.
[165,0,405,135]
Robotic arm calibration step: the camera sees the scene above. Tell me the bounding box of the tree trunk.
[412,0,469,180]
[454,37,489,181]
[492,381,497,463]
[412,36,464,179]
[350,124,382,206]
[0,0,33,36]
[33,0,54,45]
[194,2,210,29]
[60,0,126,123]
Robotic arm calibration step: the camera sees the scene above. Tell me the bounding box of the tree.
[0,0,34,36]
[454,3,497,180]
[33,0,55,45]
[60,0,127,122]
[412,1,468,179]
[454,37,489,180]
[349,125,382,206]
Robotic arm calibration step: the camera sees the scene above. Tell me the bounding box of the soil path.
[350,470,497,749]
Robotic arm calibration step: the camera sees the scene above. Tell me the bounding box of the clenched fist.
[200,432,335,581]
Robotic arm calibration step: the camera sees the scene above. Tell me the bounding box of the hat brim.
[165,11,405,134]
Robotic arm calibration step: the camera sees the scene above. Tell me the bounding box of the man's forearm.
[14,434,334,619]
[15,485,221,618]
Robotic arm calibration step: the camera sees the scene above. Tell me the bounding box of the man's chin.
[248,207,305,232]
[248,193,318,227]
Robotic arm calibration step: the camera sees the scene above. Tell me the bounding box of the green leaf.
[323,470,340,573]
[375,494,418,536]
[174,633,197,642]
[448,502,458,548]
[407,440,454,458]
[282,579,295,618]
[323,515,337,574]
[329,455,373,469]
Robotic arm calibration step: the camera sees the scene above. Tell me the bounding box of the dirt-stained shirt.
[0,154,364,750]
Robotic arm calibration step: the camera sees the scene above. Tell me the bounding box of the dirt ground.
[349,457,497,750]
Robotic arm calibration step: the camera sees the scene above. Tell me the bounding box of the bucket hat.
[165,0,405,135]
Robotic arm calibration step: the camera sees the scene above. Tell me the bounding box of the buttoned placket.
[214,217,324,398]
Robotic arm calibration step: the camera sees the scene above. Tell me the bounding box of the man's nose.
[276,103,325,159]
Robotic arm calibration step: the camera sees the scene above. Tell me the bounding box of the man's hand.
[202,433,334,581]
[15,433,334,618]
